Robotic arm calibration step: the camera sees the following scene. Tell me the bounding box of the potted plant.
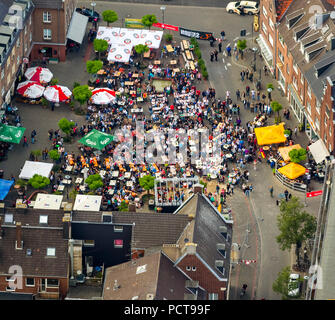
[164,33,173,43]
[284,129,291,138]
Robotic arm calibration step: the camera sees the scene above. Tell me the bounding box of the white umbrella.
[44,85,72,102]
[107,43,132,63]
[17,81,45,98]
[91,88,116,105]
[24,66,53,84]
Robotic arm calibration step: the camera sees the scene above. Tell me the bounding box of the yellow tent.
[278,162,306,180]
[254,123,286,145]
[278,144,302,162]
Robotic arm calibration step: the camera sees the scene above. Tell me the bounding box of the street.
[3,0,321,300]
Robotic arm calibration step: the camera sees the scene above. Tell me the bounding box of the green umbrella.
[79,129,114,150]
[0,124,26,144]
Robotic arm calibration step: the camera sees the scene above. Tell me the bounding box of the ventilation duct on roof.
[315,13,330,29]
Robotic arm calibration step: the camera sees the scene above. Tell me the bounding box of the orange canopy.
[254,123,286,145]
[278,162,306,180]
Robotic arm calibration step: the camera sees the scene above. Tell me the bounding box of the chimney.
[128,202,136,212]
[0,217,3,239]
[113,280,120,290]
[193,183,204,194]
[184,242,197,255]
[62,214,71,239]
[15,222,23,250]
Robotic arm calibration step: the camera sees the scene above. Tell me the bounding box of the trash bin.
[0,170,4,179]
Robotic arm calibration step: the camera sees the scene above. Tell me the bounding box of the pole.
[162,10,165,24]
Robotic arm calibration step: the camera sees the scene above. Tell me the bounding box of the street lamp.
[160,6,166,24]
[91,2,96,18]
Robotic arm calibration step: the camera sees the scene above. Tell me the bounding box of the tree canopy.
[58,118,75,136]
[73,85,92,106]
[48,149,60,161]
[28,174,50,189]
[85,174,103,191]
[118,200,129,211]
[86,60,103,74]
[271,101,282,116]
[141,14,157,29]
[134,44,149,55]
[93,39,109,59]
[289,148,307,163]
[272,266,302,299]
[102,10,118,26]
[139,174,155,193]
[237,39,247,51]
[276,196,317,251]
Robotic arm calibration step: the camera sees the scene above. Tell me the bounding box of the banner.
[179,27,213,40]
[153,22,179,31]
[124,18,145,29]
[306,190,323,198]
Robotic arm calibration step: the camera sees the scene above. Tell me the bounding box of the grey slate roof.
[32,0,63,9]
[0,0,14,25]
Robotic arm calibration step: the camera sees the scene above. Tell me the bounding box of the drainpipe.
[274,22,278,80]
[69,238,74,279]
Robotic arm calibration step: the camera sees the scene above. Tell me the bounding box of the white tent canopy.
[73,194,102,212]
[33,193,63,210]
[19,161,53,180]
[309,139,330,164]
[107,43,132,63]
[67,11,89,44]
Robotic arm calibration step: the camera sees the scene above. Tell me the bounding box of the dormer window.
[219,225,228,239]
[217,243,226,258]
[286,9,304,29]
[4,213,13,224]
[39,215,48,224]
[215,260,225,275]
[47,248,56,256]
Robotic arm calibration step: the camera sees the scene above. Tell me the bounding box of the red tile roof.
[276,0,294,21]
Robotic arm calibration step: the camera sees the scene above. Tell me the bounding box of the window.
[47,248,56,256]
[307,101,311,114]
[262,22,267,35]
[262,6,268,18]
[330,126,332,137]
[17,56,20,66]
[1,88,4,96]
[268,34,274,47]
[293,63,298,74]
[209,293,218,300]
[192,266,197,271]
[279,35,284,46]
[293,77,297,90]
[114,239,123,248]
[83,240,95,247]
[102,214,112,223]
[186,266,191,271]
[43,12,51,23]
[278,50,284,63]
[46,279,59,288]
[326,105,330,118]
[39,215,48,224]
[307,85,311,98]
[16,38,20,48]
[6,286,15,292]
[269,18,274,30]
[24,26,27,35]
[113,226,123,232]
[315,118,320,130]
[43,29,52,40]
[26,278,35,287]
[300,73,304,84]
[29,32,32,42]
[316,101,320,114]
[6,277,15,282]
[286,64,290,75]
[7,73,11,85]
[1,69,4,79]
[4,213,13,224]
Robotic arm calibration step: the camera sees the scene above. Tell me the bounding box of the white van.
[226,1,260,15]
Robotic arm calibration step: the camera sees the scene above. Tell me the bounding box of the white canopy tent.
[73,194,102,211]
[139,30,163,49]
[33,193,63,210]
[107,43,132,63]
[19,161,53,180]
[309,139,330,164]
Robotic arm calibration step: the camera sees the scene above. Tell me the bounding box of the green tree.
[50,78,59,85]
[289,148,307,163]
[48,149,60,162]
[267,83,274,90]
[164,33,173,43]
[271,101,282,124]
[118,200,129,211]
[86,60,103,75]
[28,174,50,189]
[31,150,42,161]
[85,174,103,191]
[102,10,118,27]
[73,82,80,89]
[93,39,109,60]
[139,174,155,194]
[141,14,157,29]
[276,197,317,266]
[134,44,149,62]
[272,266,302,299]
[237,39,247,59]
[58,118,75,138]
[73,85,92,107]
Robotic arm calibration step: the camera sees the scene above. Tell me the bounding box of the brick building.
[30,0,77,62]
[0,0,34,110]
[259,0,335,153]
[0,208,69,299]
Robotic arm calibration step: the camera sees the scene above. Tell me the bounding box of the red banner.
[306,190,323,198]
[153,22,179,31]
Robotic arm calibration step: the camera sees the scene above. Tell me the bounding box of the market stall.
[33,193,64,210]
[0,124,26,144]
[79,129,114,150]
[73,194,102,211]
[254,123,286,146]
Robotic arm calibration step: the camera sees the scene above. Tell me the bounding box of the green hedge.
[190,38,208,80]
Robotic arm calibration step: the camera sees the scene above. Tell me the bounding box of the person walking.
[218,40,222,53]
[269,186,274,197]
[31,129,36,144]
[236,89,240,100]
[23,136,28,147]
[240,70,245,81]
[294,127,298,136]
[221,30,225,41]
[284,189,289,201]
[226,45,231,57]
[214,49,218,61]
[210,51,214,62]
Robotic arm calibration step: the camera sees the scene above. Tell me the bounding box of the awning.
[0,179,14,200]
[278,163,306,180]
[308,139,330,164]
[66,11,89,44]
[256,34,273,62]
[73,195,102,211]
[254,123,286,145]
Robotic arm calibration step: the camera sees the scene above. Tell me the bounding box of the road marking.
[222,58,225,64]
[233,37,239,41]
[224,65,228,70]
[227,63,232,67]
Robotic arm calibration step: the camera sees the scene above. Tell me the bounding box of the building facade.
[0,0,34,110]
[30,0,77,62]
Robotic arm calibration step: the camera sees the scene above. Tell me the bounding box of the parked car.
[76,7,100,22]
[226,1,259,15]
[288,273,301,297]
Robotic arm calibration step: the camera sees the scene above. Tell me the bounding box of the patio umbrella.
[24,66,53,84]
[79,129,114,150]
[0,124,26,144]
[44,85,72,102]
[17,81,45,99]
[91,88,116,105]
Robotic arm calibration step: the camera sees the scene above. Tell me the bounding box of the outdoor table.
[109,180,117,186]
[125,81,134,86]
[173,68,180,73]
[61,179,71,185]
[132,74,139,78]
[170,60,177,65]
[75,178,83,184]
[99,170,106,178]
[143,50,150,58]
[124,172,131,179]
[97,69,105,75]
[185,50,192,60]
[108,189,114,195]
[137,97,143,102]
[189,61,195,70]
[182,40,189,50]
[79,185,86,191]
[263,146,270,151]
[154,60,161,65]
[126,181,133,187]
[229,172,236,178]
[225,153,233,159]
[65,175,71,180]
[114,72,121,77]
[166,44,174,52]
[130,90,136,95]
[65,165,73,172]
[57,185,65,192]
[112,171,119,178]
[223,144,230,150]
